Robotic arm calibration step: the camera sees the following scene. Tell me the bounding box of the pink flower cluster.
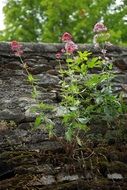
[56,48,66,59]
[56,32,78,59]
[93,23,107,33]
[10,41,23,56]
[56,52,61,59]
[65,40,78,54]
[61,32,72,42]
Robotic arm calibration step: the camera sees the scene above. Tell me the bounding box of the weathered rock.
[107,173,123,180]
[0,43,127,189]
[0,126,127,190]
[0,43,127,123]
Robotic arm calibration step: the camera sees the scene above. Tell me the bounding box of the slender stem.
[19,55,38,100]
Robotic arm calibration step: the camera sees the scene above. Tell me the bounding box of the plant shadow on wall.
[10,23,127,154]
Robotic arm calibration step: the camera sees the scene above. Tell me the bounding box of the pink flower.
[61,32,72,42]
[65,41,78,54]
[56,52,61,59]
[10,41,23,56]
[93,23,107,33]
[15,50,23,56]
[61,48,65,53]
[11,41,22,51]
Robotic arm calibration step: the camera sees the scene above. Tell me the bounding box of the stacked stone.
[0,43,127,123]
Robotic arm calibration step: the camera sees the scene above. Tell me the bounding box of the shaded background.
[0,0,127,45]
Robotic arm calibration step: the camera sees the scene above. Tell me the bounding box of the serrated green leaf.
[65,129,73,141]
[28,74,35,83]
[34,115,42,128]
[108,63,113,70]
[66,58,73,63]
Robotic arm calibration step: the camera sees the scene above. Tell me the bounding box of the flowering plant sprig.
[93,22,111,50]
[11,41,23,56]
[56,24,125,143]
[10,22,126,144]
[56,32,78,59]
[93,23,107,33]
[10,41,54,137]
[10,41,38,98]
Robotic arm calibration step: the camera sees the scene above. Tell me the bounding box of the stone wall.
[0,42,127,123]
[0,43,127,190]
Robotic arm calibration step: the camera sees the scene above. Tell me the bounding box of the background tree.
[0,0,127,44]
[0,0,44,42]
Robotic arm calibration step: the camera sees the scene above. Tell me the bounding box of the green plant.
[10,41,54,137]
[10,23,126,144]
[56,26,126,143]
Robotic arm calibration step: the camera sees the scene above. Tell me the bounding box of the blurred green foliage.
[0,0,127,44]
